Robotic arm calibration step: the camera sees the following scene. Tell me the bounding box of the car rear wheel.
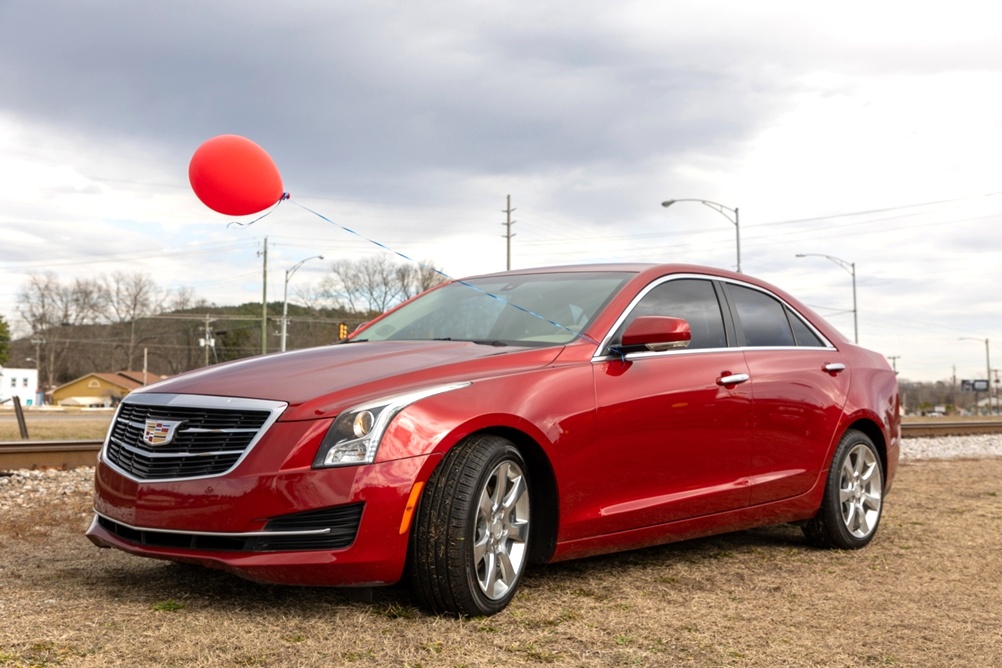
[803,429,884,549]
[410,434,531,616]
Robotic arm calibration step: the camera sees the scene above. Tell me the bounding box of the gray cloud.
[0,2,781,218]
[2,1,1001,381]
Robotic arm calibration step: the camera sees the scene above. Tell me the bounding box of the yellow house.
[50,371,165,407]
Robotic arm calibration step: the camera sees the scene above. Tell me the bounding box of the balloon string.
[226,193,291,228]
[289,200,600,346]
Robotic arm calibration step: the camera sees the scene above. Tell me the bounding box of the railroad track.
[3,422,1002,470]
[898,420,1002,438]
[0,440,102,470]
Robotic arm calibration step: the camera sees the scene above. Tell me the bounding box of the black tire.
[410,434,531,616]
[803,429,884,549]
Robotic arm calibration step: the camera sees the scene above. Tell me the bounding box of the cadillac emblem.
[143,419,184,446]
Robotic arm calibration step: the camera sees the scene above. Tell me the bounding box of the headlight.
[313,383,470,468]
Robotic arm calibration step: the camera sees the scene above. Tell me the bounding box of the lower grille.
[97,503,364,552]
[260,504,366,550]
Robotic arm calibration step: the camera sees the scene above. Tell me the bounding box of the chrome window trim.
[93,510,330,538]
[101,392,288,484]
[591,273,836,363]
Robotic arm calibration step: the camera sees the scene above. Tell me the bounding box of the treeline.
[899,378,998,415]
[5,256,445,390]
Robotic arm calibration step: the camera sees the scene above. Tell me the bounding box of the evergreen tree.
[0,315,10,365]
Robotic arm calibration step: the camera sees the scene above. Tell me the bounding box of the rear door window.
[727,284,796,347]
[787,307,826,347]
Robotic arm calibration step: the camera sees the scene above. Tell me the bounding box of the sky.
[1,0,1001,384]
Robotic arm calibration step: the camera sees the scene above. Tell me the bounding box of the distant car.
[86,264,900,616]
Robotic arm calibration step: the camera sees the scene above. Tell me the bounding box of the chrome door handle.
[824,363,846,374]
[718,373,750,386]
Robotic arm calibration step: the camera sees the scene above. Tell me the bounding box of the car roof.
[465,263,742,280]
[457,262,849,348]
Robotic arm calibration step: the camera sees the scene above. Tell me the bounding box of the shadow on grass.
[72,547,420,617]
[69,522,810,617]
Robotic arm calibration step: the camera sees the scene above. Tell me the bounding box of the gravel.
[1,435,1000,511]
[899,433,1002,461]
[0,466,95,513]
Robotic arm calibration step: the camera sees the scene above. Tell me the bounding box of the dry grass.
[1,458,1000,667]
[0,411,113,442]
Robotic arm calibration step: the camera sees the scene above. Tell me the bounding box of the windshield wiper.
[431,337,507,347]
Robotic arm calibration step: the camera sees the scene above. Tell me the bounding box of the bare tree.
[289,282,328,312]
[323,256,401,314]
[397,261,448,300]
[100,272,167,370]
[167,286,209,312]
[16,272,106,387]
[322,257,447,314]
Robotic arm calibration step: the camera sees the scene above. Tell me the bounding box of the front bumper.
[86,447,439,587]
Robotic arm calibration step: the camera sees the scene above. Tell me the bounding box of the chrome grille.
[103,393,286,481]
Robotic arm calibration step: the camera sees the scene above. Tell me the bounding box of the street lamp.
[661,199,740,273]
[959,337,993,416]
[796,253,858,344]
[281,255,324,352]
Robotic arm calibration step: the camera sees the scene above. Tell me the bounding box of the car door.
[723,282,851,505]
[561,277,754,542]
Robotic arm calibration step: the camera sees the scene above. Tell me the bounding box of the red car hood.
[135,341,564,420]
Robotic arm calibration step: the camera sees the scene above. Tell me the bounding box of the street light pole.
[959,337,993,416]
[661,199,740,273]
[260,237,268,355]
[281,255,324,352]
[796,253,858,344]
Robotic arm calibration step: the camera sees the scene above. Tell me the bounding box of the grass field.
[0,411,113,442]
[1,458,1000,666]
[2,412,1002,664]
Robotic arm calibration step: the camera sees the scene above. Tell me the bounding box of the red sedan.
[87,263,900,616]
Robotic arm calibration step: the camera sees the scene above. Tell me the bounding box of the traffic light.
[338,322,348,340]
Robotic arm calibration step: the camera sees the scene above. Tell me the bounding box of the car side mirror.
[619,316,692,352]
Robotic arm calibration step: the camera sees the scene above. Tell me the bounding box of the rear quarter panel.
[834,345,901,489]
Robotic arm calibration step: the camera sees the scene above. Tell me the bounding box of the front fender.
[374,364,596,464]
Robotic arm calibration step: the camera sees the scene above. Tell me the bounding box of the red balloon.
[188,135,284,216]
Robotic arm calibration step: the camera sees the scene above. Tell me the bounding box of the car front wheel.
[804,429,884,549]
[410,434,531,616]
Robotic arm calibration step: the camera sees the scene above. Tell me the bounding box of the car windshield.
[356,271,634,346]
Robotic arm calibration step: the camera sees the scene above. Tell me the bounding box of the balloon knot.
[281,192,290,201]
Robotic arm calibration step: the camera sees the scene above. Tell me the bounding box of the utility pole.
[502,195,516,271]
[201,314,215,367]
[259,237,268,355]
[952,365,958,415]
[989,368,997,414]
[887,355,900,375]
[984,341,992,416]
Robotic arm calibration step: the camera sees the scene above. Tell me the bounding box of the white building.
[976,395,1002,415]
[0,366,41,406]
